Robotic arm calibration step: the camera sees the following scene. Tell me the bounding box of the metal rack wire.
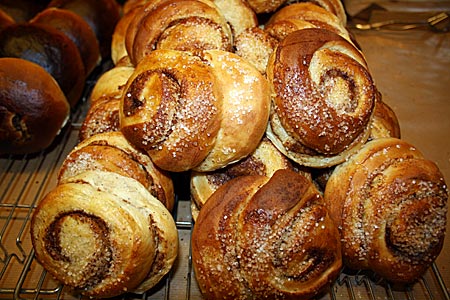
[1,64,449,300]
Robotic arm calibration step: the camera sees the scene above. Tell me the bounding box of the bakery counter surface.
[1,22,450,300]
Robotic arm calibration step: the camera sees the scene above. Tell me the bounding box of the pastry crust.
[193,50,270,171]
[0,57,70,155]
[125,0,232,65]
[120,49,270,172]
[0,23,85,107]
[120,49,222,172]
[31,170,178,298]
[59,132,175,211]
[192,169,342,299]
[324,138,448,283]
[30,7,101,76]
[266,28,375,168]
[190,137,301,220]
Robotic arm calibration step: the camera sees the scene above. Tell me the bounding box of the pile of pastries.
[3,0,447,299]
[0,0,121,154]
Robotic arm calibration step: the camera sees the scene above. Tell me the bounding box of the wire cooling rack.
[1,63,449,300]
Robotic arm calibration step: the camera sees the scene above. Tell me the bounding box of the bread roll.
[47,0,121,59]
[286,0,347,26]
[324,137,448,283]
[31,170,178,298]
[266,28,375,168]
[120,49,270,172]
[125,0,232,65]
[0,23,85,107]
[266,2,351,43]
[30,7,101,76]
[0,57,70,155]
[58,132,175,211]
[190,137,301,220]
[192,169,342,299]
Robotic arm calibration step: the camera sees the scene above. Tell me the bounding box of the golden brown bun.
[78,95,121,141]
[212,0,257,36]
[324,138,448,283]
[120,49,270,172]
[244,0,287,13]
[192,169,342,299]
[369,90,401,140]
[31,170,178,298]
[266,28,375,168]
[193,50,270,171]
[0,57,70,155]
[286,0,347,26]
[30,7,100,76]
[266,2,351,43]
[120,49,221,172]
[234,26,278,74]
[125,0,232,66]
[58,131,175,211]
[0,23,85,107]
[190,137,304,220]
[47,0,121,59]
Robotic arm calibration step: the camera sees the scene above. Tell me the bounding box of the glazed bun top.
[0,57,70,155]
[0,22,85,107]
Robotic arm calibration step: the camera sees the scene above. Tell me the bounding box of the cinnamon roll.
[190,137,302,220]
[31,170,178,298]
[125,0,232,65]
[266,28,375,168]
[58,132,175,211]
[285,0,347,26]
[324,137,448,283]
[192,169,342,299]
[266,2,351,44]
[120,49,270,172]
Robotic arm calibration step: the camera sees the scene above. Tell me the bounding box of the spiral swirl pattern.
[266,28,375,167]
[125,0,232,65]
[192,169,342,299]
[324,138,448,283]
[31,171,178,298]
[120,49,221,172]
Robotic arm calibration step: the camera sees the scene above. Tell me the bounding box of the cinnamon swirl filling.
[44,210,112,290]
